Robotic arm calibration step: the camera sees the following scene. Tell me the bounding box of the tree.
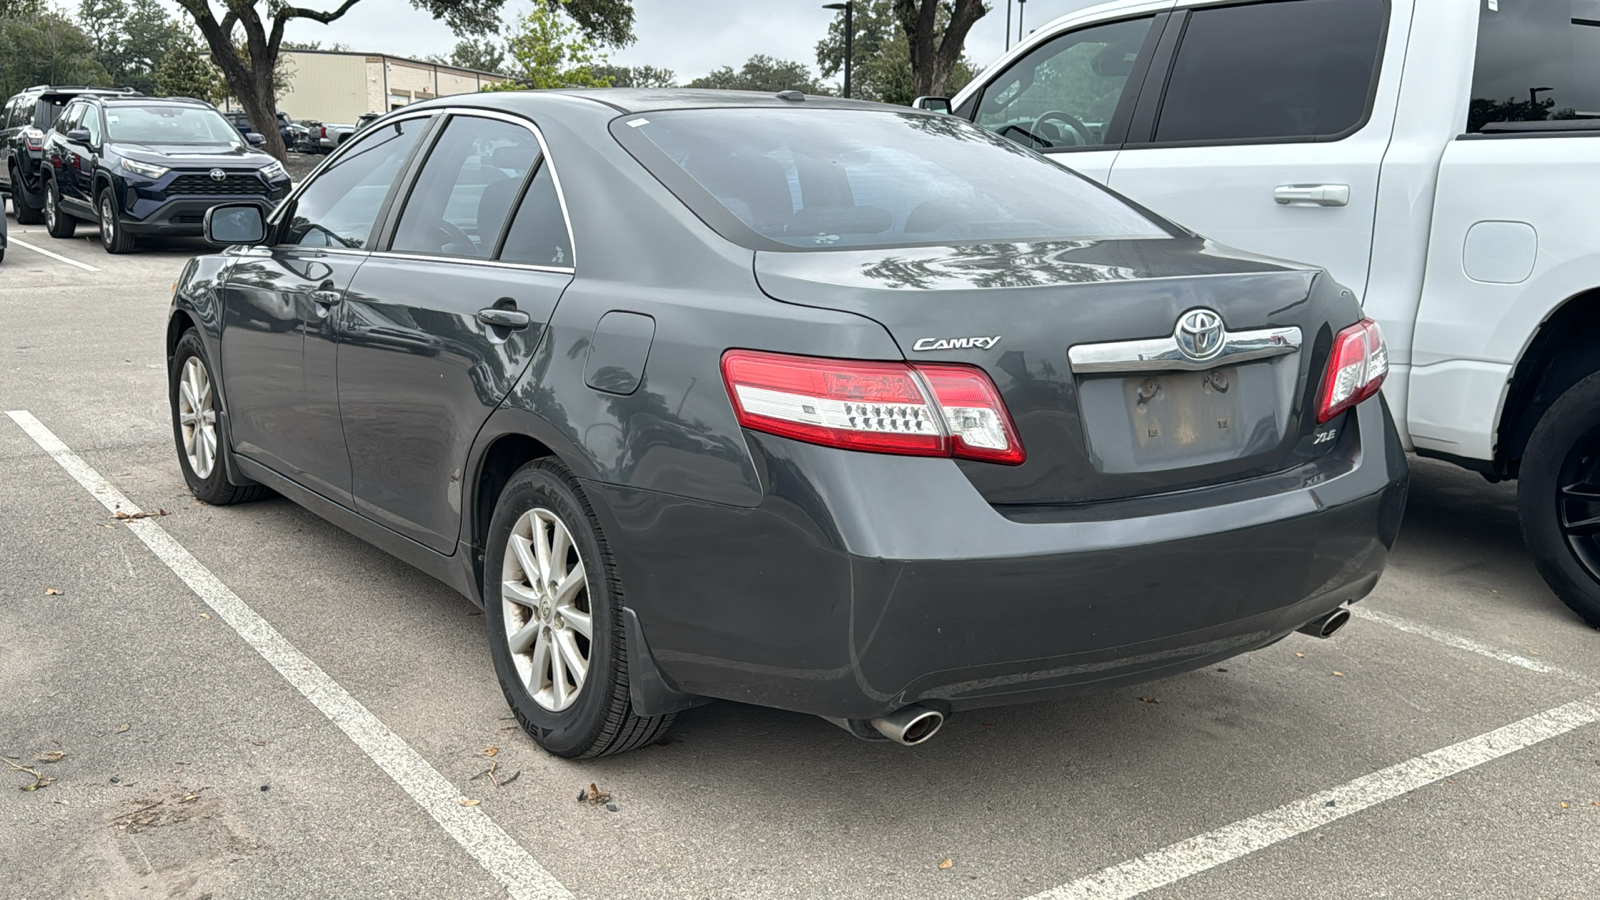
[78,0,182,94]
[155,30,226,104]
[591,63,675,88]
[173,0,634,161]
[816,0,974,104]
[0,11,109,101]
[687,55,830,94]
[488,3,611,89]
[446,36,505,74]
[894,0,986,98]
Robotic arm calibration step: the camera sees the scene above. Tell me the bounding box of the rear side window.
[1468,0,1600,132]
[36,99,66,131]
[498,164,572,267]
[616,108,1169,251]
[54,103,82,135]
[1152,0,1387,144]
[390,115,540,259]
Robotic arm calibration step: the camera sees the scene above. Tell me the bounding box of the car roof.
[101,97,213,108]
[540,88,904,115]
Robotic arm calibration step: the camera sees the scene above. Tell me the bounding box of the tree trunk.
[896,0,986,98]
[181,2,289,162]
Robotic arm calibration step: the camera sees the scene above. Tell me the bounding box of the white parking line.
[1027,691,1600,900]
[1349,606,1596,686]
[7,236,101,272]
[5,410,572,900]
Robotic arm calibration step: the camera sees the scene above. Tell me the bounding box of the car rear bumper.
[588,395,1409,720]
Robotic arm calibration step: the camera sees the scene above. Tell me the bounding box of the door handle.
[1274,184,1350,207]
[477,308,531,330]
[309,289,342,305]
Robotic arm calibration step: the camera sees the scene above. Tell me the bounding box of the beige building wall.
[271,50,507,124]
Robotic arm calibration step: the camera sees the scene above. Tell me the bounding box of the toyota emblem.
[1174,309,1226,362]
[208,168,227,182]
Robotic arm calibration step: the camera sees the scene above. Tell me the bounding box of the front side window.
[54,103,82,136]
[103,105,241,146]
[618,109,1169,251]
[1468,0,1600,132]
[1153,0,1387,144]
[390,115,540,259]
[281,117,427,249]
[82,105,103,145]
[975,16,1156,151]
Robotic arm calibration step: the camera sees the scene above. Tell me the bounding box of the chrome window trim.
[1068,325,1301,374]
[267,105,579,269]
[365,249,574,276]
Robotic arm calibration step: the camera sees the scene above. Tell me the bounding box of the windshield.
[616,108,1169,251]
[105,105,241,146]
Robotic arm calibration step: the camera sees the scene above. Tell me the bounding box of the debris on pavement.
[579,782,611,804]
[113,509,168,521]
[43,586,63,596]
[938,858,954,869]
[1139,696,1160,704]
[35,751,65,763]
[6,758,55,792]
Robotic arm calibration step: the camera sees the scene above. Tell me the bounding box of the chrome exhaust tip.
[869,706,945,746]
[1297,607,1351,639]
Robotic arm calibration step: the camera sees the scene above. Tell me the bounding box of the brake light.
[23,127,44,149]
[721,350,1025,465]
[319,125,327,138]
[1317,318,1388,423]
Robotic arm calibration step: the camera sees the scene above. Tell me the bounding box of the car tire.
[43,179,75,239]
[10,166,43,225]
[483,458,675,758]
[169,329,270,506]
[97,189,136,254]
[1518,369,1600,627]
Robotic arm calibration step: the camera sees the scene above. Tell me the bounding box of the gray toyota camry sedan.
[167,90,1408,758]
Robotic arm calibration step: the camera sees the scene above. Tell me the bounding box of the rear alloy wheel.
[1519,370,1600,627]
[43,179,75,238]
[98,189,135,253]
[484,459,674,757]
[10,166,43,224]
[169,329,269,505]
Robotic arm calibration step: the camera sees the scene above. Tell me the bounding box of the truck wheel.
[1518,370,1600,627]
[10,165,43,224]
[483,458,675,758]
[43,179,75,239]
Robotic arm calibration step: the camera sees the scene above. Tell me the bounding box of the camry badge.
[1174,309,1225,362]
[912,335,1001,352]
[208,168,227,182]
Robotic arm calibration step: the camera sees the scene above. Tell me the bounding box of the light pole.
[1006,0,1013,50]
[824,2,853,99]
[1017,0,1027,44]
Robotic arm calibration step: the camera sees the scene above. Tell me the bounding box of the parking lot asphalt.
[3,205,1598,900]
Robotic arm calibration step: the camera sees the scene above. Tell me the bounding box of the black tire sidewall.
[169,330,233,502]
[483,461,623,758]
[1518,370,1600,626]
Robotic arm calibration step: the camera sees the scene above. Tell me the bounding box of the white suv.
[942,0,1600,625]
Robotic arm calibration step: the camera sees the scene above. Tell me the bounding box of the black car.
[40,96,291,253]
[170,91,1408,758]
[1,86,138,224]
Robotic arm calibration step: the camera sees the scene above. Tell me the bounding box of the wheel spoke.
[533,517,553,584]
[561,607,592,639]
[554,630,586,692]
[184,425,198,455]
[507,617,541,655]
[1560,483,1600,503]
[549,524,571,578]
[530,628,552,693]
[1564,514,1600,536]
[179,411,197,426]
[553,562,586,606]
[509,533,539,584]
[549,637,570,707]
[196,428,212,474]
[501,579,539,610]
[179,381,199,413]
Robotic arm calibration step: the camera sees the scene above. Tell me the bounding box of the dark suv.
[1,86,138,224]
[40,96,291,253]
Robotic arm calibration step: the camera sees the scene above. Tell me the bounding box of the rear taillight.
[721,350,1025,465]
[319,125,328,138]
[23,127,44,149]
[1317,318,1388,423]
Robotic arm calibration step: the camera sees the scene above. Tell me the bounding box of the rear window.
[1468,0,1600,132]
[614,108,1169,251]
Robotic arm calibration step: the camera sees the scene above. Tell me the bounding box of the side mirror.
[67,128,92,144]
[912,96,953,114]
[205,203,266,245]
[246,132,266,146]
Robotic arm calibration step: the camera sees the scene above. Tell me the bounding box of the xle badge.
[912,335,1002,352]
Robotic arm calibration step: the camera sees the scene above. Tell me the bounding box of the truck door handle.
[477,308,530,330]
[1274,184,1350,207]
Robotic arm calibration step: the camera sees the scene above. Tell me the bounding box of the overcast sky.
[268,0,1101,84]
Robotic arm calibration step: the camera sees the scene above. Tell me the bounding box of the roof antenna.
[775,90,805,102]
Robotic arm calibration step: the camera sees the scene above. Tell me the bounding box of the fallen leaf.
[116,724,130,734]
[35,751,65,764]
[580,782,611,804]
[938,858,954,869]
[484,746,499,757]
[113,509,168,521]
[1139,696,1160,704]
[200,613,211,620]
[1295,652,1305,658]
[44,587,63,596]
[459,798,481,807]
[1332,671,1345,677]
[250,740,266,747]
[1560,802,1568,808]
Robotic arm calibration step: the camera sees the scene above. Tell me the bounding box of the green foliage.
[488,3,611,90]
[448,37,506,74]
[816,0,973,104]
[78,0,185,94]
[591,63,675,88]
[155,30,225,103]
[0,11,110,101]
[687,55,831,94]
[0,0,45,18]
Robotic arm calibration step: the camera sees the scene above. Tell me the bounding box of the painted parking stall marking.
[1350,605,1597,686]
[1028,691,1600,900]
[6,236,102,272]
[5,409,572,900]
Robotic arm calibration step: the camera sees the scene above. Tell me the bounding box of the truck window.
[1468,0,1600,132]
[1152,0,1387,144]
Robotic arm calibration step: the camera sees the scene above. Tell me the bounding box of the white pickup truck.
[931,0,1600,624]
